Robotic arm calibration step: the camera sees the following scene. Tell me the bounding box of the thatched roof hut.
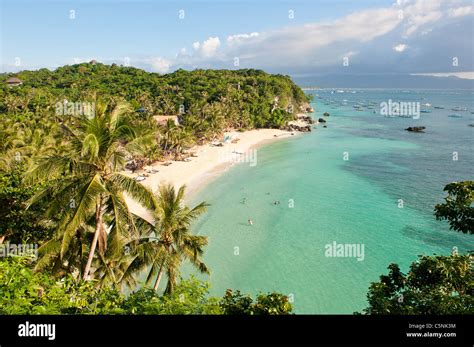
[5,77,22,86]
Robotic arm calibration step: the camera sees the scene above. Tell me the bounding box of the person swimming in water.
[248,219,253,226]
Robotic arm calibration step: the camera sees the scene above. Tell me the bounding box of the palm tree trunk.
[153,262,164,291]
[83,197,103,280]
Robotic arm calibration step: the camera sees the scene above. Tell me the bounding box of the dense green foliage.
[363,254,473,314]
[220,289,293,315]
[0,63,309,141]
[434,181,474,234]
[0,164,53,244]
[0,258,292,315]
[0,65,304,314]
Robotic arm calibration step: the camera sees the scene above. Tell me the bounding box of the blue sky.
[1,0,473,78]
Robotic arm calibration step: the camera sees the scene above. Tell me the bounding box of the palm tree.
[125,184,209,294]
[160,118,178,153]
[171,128,193,160]
[27,101,156,280]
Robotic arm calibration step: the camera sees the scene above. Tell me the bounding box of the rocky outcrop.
[296,114,315,124]
[318,118,327,123]
[323,112,330,117]
[299,103,314,113]
[286,121,311,132]
[405,126,426,133]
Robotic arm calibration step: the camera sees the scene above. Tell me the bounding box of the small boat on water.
[452,107,468,112]
[434,106,444,109]
[422,103,432,107]
[448,114,462,118]
[420,109,432,113]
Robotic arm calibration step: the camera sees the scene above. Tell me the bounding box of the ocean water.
[187,89,474,314]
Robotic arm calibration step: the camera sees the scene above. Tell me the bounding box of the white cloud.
[393,43,408,52]
[135,0,473,74]
[448,5,473,17]
[148,57,172,74]
[227,32,259,45]
[193,37,221,58]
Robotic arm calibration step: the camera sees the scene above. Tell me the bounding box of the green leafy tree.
[123,277,222,314]
[363,254,473,314]
[0,258,290,315]
[0,164,53,244]
[434,181,474,234]
[220,289,293,315]
[0,257,124,314]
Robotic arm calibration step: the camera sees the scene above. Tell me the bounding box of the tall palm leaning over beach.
[27,101,155,280]
[130,184,209,294]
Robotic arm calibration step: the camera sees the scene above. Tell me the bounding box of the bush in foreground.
[362,253,473,314]
[0,258,292,315]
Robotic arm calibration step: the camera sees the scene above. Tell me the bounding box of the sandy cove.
[124,129,297,221]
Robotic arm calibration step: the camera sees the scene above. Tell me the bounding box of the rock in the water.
[323,112,330,117]
[405,126,426,133]
[318,118,327,123]
[286,121,312,132]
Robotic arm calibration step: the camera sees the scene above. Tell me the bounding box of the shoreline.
[124,129,299,220]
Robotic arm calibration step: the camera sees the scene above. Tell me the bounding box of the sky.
[1,0,473,80]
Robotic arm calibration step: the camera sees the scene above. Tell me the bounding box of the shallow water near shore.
[186,89,473,314]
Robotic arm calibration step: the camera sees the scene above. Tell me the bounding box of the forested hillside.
[0,63,310,167]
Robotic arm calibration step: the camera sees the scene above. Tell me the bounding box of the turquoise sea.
[187,89,474,314]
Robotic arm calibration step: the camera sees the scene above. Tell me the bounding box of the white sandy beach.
[124,129,296,220]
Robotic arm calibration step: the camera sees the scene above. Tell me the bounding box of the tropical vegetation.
[0,63,471,315]
[0,63,303,314]
[0,258,291,315]
[362,253,473,314]
[434,180,473,234]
